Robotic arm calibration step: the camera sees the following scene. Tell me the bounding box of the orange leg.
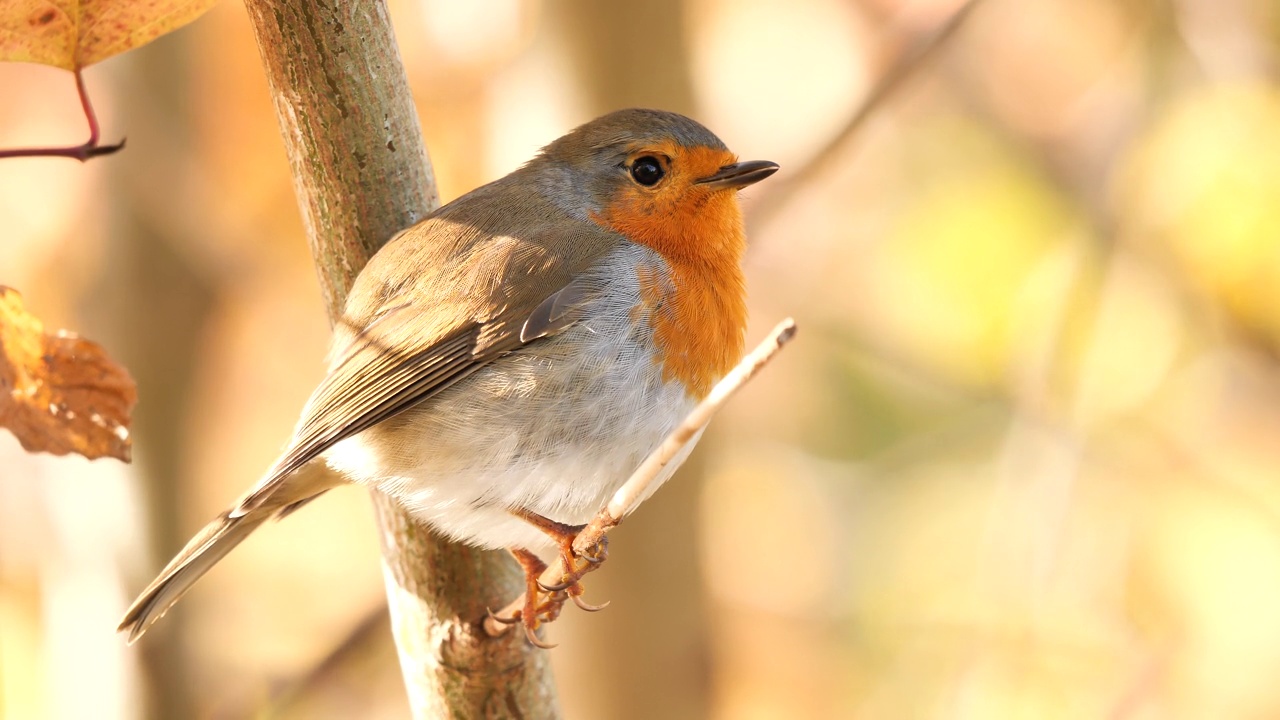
[503,548,558,649]
[510,508,610,578]
[499,509,610,647]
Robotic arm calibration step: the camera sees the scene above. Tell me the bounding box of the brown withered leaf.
[0,0,218,71]
[0,286,136,461]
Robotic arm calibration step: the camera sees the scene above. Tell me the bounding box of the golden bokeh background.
[3,0,1280,718]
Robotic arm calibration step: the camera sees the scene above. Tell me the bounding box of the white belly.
[323,246,700,557]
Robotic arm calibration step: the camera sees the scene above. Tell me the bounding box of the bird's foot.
[504,548,561,648]
[512,509,611,587]
[501,518,613,648]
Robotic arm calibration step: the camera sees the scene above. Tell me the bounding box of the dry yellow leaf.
[0,0,218,70]
[0,286,136,461]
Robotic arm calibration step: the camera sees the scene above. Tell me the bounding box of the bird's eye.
[629,156,665,187]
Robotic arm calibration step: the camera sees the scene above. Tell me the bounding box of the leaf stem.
[0,69,126,162]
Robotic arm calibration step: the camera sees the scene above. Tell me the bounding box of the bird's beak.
[695,160,780,190]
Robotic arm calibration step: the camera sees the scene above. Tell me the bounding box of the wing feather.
[233,277,596,516]
[231,180,625,516]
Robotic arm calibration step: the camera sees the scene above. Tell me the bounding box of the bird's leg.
[505,548,558,649]
[510,508,610,608]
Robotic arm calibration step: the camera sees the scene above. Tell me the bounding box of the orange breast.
[596,175,748,398]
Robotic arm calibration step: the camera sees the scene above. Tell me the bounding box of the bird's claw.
[500,587,562,649]
[506,517,615,648]
[523,623,557,650]
[486,607,522,625]
[506,573,613,648]
[570,591,609,613]
[538,577,574,593]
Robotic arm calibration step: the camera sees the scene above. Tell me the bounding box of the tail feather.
[118,509,273,643]
[118,461,340,643]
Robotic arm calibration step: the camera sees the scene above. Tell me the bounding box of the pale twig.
[483,318,799,637]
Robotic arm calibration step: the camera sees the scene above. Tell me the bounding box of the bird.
[118,108,778,646]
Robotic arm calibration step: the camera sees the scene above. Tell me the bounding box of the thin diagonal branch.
[747,0,984,227]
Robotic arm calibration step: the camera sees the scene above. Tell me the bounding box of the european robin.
[119,108,778,646]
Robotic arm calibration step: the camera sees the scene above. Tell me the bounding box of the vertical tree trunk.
[238,1,559,716]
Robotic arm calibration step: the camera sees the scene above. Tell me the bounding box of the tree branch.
[239,1,558,716]
[747,0,984,227]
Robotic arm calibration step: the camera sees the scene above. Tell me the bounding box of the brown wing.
[520,279,594,343]
[263,315,497,488]
[233,197,620,516]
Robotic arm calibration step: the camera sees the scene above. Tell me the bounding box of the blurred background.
[3,0,1280,717]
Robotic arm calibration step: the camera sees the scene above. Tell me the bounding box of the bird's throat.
[593,181,751,397]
